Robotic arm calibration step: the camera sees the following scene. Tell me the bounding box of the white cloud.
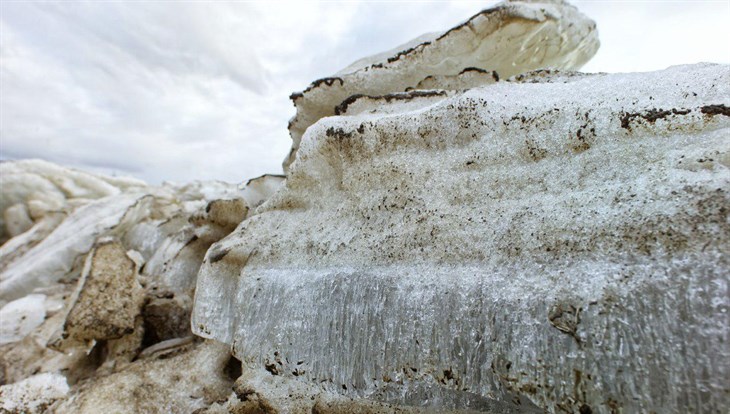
[1,1,728,184]
[1,1,275,183]
[579,0,730,73]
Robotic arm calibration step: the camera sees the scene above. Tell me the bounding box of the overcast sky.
[1,1,728,184]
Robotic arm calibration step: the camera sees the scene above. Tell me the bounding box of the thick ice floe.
[194,63,730,413]
[0,372,69,414]
[283,0,600,171]
[2,1,729,413]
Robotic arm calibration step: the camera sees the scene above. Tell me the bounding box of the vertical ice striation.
[2,2,729,412]
[193,63,730,413]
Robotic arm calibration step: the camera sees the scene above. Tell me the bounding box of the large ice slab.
[193,64,730,413]
[283,0,599,171]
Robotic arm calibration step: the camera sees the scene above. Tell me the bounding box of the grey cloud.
[1,1,277,183]
[1,1,728,184]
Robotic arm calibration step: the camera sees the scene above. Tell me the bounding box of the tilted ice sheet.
[193,64,730,413]
[0,193,148,305]
[0,165,257,413]
[0,159,146,243]
[0,156,250,306]
[283,0,600,171]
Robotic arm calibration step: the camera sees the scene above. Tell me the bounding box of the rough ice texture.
[0,372,69,414]
[0,162,258,306]
[0,160,274,413]
[193,63,730,413]
[283,0,599,171]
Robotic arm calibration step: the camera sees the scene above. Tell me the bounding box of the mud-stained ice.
[193,63,730,413]
[1,1,729,413]
[240,174,286,210]
[0,372,69,414]
[0,161,270,413]
[283,0,600,171]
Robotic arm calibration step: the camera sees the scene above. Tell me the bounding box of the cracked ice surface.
[193,63,730,413]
